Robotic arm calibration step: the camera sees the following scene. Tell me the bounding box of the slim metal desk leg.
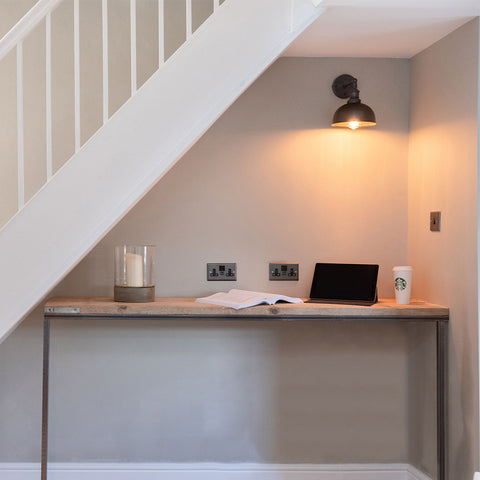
[437,321,448,480]
[41,316,50,480]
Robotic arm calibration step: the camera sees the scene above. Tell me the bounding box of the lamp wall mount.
[332,74,358,99]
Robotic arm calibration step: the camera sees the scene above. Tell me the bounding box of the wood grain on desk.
[44,297,449,320]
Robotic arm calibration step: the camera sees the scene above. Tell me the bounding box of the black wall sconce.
[331,74,376,130]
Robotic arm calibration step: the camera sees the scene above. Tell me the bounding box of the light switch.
[430,211,441,232]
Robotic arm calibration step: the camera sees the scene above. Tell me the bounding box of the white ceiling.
[284,0,480,58]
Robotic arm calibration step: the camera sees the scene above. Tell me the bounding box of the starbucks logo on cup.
[395,277,407,291]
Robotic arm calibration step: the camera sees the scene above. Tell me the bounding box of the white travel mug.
[393,266,412,305]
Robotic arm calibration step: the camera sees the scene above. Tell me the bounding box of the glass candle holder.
[114,245,155,302]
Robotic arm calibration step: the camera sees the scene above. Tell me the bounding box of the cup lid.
[393,266,412,271]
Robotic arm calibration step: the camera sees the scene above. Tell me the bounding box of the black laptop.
[307,263,379,306]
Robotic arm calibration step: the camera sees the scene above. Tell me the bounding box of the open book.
[195,289,303,310]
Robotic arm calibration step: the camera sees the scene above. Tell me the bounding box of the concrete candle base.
[114,286,155,303]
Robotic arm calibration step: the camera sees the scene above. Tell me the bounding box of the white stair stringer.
[0,0,325,343]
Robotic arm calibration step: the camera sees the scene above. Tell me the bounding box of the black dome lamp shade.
[331,74,376,130]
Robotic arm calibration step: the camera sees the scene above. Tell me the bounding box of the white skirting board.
[0,463,432,480]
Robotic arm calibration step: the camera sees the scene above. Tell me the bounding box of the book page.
[195,291,268,309]
[230,289,303,304]
[196,290,303,309]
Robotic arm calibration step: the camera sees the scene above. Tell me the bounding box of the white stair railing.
[0,0,325,344]
[0,0,225,230]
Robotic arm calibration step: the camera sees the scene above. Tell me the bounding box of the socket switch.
[269,263,299,281]
[207,263,237,281]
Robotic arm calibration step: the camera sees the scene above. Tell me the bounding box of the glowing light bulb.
[348,121,360,130]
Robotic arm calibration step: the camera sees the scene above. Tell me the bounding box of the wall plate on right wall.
[430,211,441,231]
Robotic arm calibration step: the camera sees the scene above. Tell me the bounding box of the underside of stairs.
[0,0,324,343]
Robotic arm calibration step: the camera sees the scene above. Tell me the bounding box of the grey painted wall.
[58,57,411,300]
[0,56,417,465]
[45,320,410,463]
[408,18,479,480]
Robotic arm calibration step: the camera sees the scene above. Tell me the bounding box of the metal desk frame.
[41,301,449,480]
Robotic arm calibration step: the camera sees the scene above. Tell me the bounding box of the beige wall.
[0,57,415,464]
[0,0,37,38]
[408,18,479,480]
[61,57,410,300]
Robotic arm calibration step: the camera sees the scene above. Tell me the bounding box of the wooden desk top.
[44,297,449,321]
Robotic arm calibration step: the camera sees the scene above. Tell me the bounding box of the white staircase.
[0,0,324,343]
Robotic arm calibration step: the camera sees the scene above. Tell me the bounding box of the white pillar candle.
[125,252,144,287]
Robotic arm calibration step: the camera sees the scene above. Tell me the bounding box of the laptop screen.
[309,263,379,303]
